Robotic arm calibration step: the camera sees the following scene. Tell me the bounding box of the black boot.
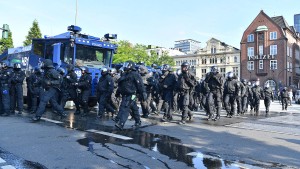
[32,116,41,122]
[115,122,124,130]
[132,121,141,128]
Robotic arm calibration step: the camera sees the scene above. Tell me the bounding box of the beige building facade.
[173,38,240,79]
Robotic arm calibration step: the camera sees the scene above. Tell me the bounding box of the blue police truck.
[0,25,118,106]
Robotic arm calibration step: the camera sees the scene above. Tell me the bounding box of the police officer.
[109,68,120,112]
[205,66,224,120]
[96,67,116,118]
[263,83,274,114]
[281,87,289,110]
[75,66,92,117]
[32,59,66,121]
[138,65,151,118]
[10,63,26,114]
[115,60,147,130]
[251,80,264,115]
[172,69,181,114]
[223,72,239,118]
[27,66,44,114]
[60,64,81,114]
[233,75,243,115]
[158,64,176,122]
[0,61,12,116]
[177,62,195,124]
[241,79,251,114]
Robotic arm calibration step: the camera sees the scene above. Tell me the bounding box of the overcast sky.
[1,0,299,49]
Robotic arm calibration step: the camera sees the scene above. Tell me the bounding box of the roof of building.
[175,39,201,43]
[271,16,290,29]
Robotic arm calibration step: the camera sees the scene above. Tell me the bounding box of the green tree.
[0,31,14,53]
[113,40,174,66]
[23,19,42,46]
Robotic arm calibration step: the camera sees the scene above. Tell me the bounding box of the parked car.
[295,90,300,104]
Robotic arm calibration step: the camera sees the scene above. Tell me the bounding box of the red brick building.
[240,10,300,90]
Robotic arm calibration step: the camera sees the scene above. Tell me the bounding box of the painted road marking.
[40,117,63,124]
[0,158,5,164]
[1,165,16,169]
[226,124,300,136]
[86,129,133,140]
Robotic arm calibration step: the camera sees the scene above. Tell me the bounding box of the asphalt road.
[0,100,299,169]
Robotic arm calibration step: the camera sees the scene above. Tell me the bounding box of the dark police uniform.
[115,61,147,130]
[76,67,92,117]
[28,67,44,114]
[60,65,81,114]
[177,64,195,124]
[10,64,26,114]
[205,68,224,120]
[263,86,274,114]
[223,74,239,117]
[96,69,115,118]
[0,62,12,116]
[280,88,289,110]
[251,83,264,114]
[32,59,66,121]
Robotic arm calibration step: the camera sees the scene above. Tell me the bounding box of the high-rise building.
[294,14,300,33]
[174,39,201,54]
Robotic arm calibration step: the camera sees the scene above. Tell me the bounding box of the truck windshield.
[75,44,112,68]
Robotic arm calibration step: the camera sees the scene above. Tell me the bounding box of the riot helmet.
[42,59,54,69]
[227,72,234,79]
[181,62,190,73]
[80,66,89,74]
[265,83,270,88]
[210,65,219,74]
[66,64,74,72]
[57,67,66,76]
[241,79,247,84]
[137,61,145,66]
[138,65,148,75]
[13,63,22,70]
[247,81,252,86]
[2,60,9,69]
[161,64,171,74]
[123,60,136,72]
[110,68,117,75]
[101,67,109,76]
[151,63,157,69]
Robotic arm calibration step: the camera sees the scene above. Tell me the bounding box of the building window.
[287,46,290,57]
[220,68,226,77]
[220,57,226,63]
[259,60,263,69]
[201,69,207,78]
[290,63,292,72]
[247,61,254,70]
[202,59,206,64]
[248,47,254,56]
[211,47,216,54]
[247,34,254,42]
[259,45,263,56]
[233,67,238,76]
[290,47,292,58]
[234,56,238,63]
[270,45,277,55]
[287,62,289,72]
[270,60,277,70]
[270,32,277,40]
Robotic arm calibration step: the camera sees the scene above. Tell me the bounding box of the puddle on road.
[41,110,290,169]
[0,148,47,169]
[76,129,285,169]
